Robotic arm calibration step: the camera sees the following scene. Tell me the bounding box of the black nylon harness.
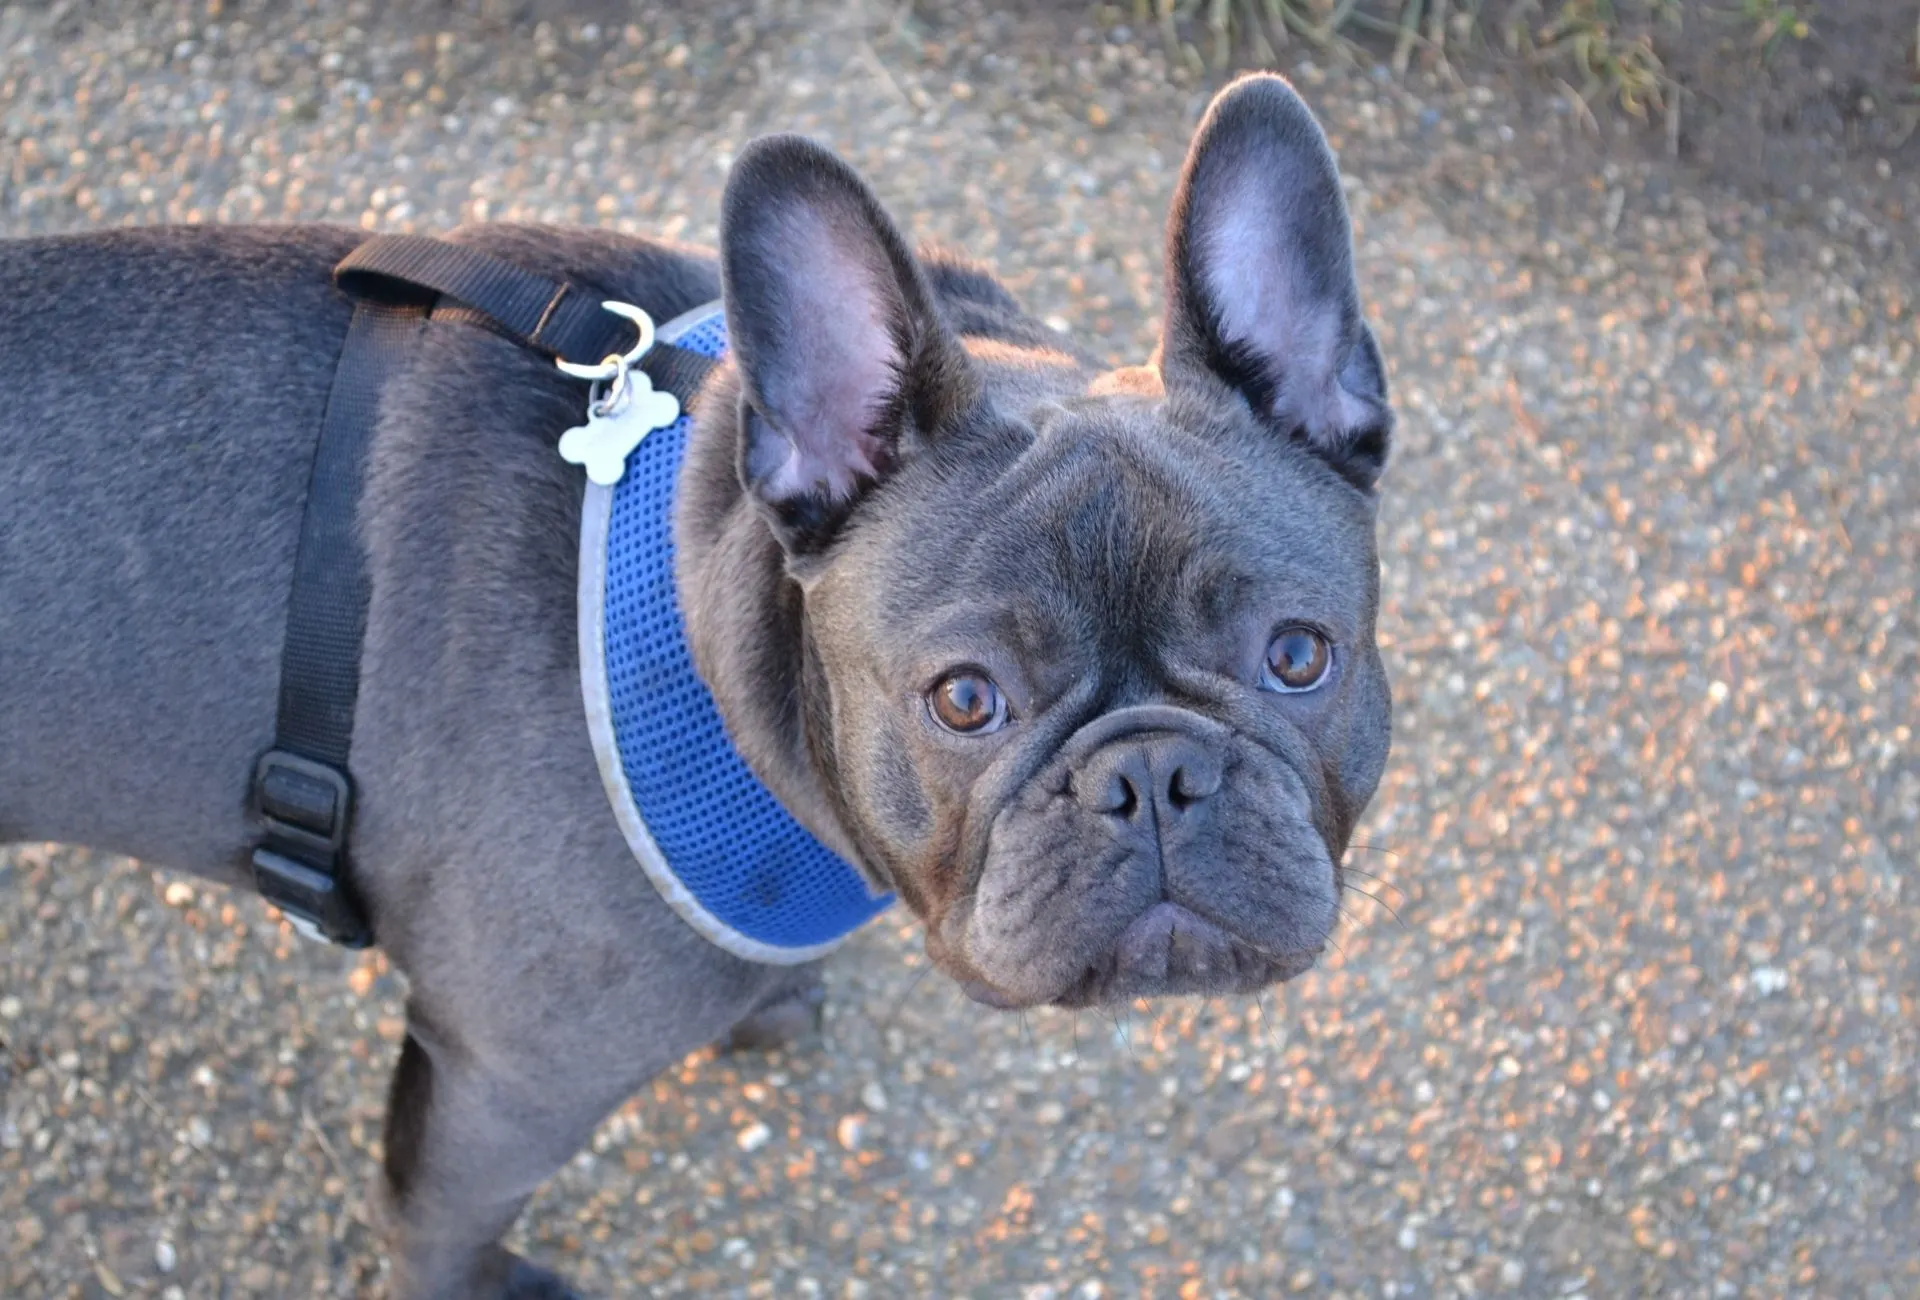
[250,233,717,947]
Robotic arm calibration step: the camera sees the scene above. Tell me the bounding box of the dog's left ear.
[721,135,977,556]
[1159,74,1390,489]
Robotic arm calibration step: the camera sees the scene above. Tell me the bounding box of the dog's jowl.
[0,74,1391,1299]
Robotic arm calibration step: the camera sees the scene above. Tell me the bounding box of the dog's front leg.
[363,953,824,1299]
[372,1010,621,1300]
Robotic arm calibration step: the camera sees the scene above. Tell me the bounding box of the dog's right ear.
[1158,74,1390,490]
[720,135,976,556]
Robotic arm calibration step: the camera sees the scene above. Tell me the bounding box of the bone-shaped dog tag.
[558,372,681,487]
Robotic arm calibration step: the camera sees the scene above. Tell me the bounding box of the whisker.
[1323,927,1350,961]
[943,970,995,1033]
[1340,864,1409,902]
[879,962,936,1032]
[1346,842,1403,861]
[1334,902,1362,940]
[1255,988,1285,1056]
[1341,881,1408,930]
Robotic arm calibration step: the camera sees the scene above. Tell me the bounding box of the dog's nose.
[1076,733,1223,824]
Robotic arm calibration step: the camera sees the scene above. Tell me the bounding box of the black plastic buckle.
[250,750,373,949]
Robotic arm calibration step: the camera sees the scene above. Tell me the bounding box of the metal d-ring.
[589,364,633,419]
[555,301,657,384]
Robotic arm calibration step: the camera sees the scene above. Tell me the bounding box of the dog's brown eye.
[1263,628,1332,693]
[930,672,1007,734]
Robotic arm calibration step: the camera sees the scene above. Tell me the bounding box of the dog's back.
[0,226,361,878]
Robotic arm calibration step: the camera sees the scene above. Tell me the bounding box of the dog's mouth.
[938,707,1344,1012]
[957,901,1324,1010]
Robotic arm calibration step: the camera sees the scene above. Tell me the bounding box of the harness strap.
[335,234,631,366]
[251,233,719,948]
[251,298,424,948]
[334,234,720,388]
[637,337,722,407]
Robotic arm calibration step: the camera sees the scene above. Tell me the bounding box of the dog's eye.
[1263,628,1332,693]
[929,672,1008,735]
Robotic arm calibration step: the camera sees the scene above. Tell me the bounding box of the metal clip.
[554,301,679,488]
[555,301,657,384]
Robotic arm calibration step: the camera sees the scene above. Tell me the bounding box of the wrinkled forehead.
[827,403,1378,649]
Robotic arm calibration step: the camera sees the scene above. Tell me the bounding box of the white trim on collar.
[576,301,853,966]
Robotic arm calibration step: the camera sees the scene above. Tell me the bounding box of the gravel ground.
[3,1,1917,1297]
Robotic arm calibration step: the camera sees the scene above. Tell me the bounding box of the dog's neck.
[671,362,878,882]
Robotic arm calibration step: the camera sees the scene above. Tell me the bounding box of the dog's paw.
[501,1257,588,1300]
[723,978,827,1053]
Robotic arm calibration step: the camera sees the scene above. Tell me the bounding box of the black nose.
[1076,733,1224,824]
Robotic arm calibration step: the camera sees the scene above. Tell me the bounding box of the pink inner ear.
[1198,173,1344,432]
[761,207,897,502]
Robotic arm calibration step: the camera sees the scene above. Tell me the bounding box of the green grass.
[1103,0,1827,131]
[1718,0,1814,62]
[1528,0,1672,120]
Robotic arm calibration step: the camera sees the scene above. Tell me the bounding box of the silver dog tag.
[558,370,680,487]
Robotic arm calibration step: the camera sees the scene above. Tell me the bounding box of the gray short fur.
[0,75,1392,1298]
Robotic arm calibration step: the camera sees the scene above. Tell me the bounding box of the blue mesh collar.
[576,302,893,963]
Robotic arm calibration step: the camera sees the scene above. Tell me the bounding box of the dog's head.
[691,74,1391,1008]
